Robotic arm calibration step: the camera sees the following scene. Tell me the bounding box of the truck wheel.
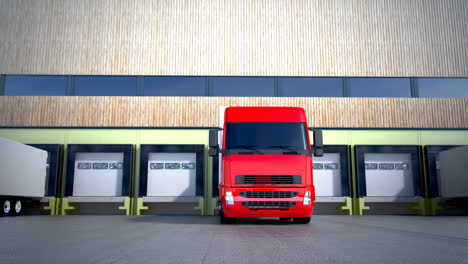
[293,217,311,224]
[2,199,12,216]
[13,200,23,216]
[219,210,236,224]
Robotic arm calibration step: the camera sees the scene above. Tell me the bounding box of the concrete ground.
[1,216,468,264]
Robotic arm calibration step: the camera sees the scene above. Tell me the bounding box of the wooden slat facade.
[0,0,467,77]
[0,97,467,128]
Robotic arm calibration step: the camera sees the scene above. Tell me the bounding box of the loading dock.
[138,145,205,215]
[424,145,464,198]
[27,144,62,215]
[72,152,124,197]
[355,145,423,214]
[63,144,133,215]
[425,145,468,215]
[312,145,351,214]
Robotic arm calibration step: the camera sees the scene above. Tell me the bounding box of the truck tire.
[2,199,12,216]
[293,217,311,224]
[219,210,236,224]
[13,200,23,216]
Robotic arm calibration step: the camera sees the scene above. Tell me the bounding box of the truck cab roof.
[224,107,307,123]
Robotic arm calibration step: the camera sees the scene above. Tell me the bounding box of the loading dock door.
[364,153,414,197]
[439,146,468,197]
[147,153,197,196]
[73,152,123,196]
[313,153,342,196]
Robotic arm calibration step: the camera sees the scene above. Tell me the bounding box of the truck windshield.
[225,122,309,155]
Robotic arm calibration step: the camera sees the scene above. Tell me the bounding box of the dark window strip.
[1,75,468,98]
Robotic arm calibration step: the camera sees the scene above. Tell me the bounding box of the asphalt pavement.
[1,215,468,264]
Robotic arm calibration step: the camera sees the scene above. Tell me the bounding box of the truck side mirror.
[209,130,219,157]
[312,129,323,157]
[209,147,219,157]
[209,130,218,148]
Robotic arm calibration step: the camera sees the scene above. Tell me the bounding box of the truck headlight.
[226,191,234,205]
[303,191,311,205]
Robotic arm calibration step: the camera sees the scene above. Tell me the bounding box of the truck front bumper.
[220,187,314,218]
[222,202,314,218]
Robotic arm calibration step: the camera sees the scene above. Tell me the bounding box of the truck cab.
[209,107,323,224]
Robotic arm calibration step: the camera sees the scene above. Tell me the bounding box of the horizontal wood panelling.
[0,97,467,128]
[0,0,467,76]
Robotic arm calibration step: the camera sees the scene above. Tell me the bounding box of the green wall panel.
[67,129,138,144]
[349,130,419,145]
[0,129,67,144]
[419,131,468,145]
[3,129,466,147]
[313,130,350,145]
[138,130,207,144]
[311,130,468,147]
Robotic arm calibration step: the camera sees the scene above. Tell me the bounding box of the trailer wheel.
[13,200,23,216]
[219,210,236,224]
[2,199,12,216]
[293,217,311,224]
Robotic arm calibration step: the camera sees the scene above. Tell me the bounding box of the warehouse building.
[0,0,467,215]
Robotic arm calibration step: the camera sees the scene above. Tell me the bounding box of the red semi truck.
[209,107,323,224]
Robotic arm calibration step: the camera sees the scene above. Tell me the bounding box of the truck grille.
[240,191,298,198]
[241,201,297,208]
[235,175,302,185]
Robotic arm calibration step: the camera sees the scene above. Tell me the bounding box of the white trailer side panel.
[0,137,48,198]
[439,146,468,198]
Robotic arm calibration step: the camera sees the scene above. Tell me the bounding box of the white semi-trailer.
[0,137,48,216]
